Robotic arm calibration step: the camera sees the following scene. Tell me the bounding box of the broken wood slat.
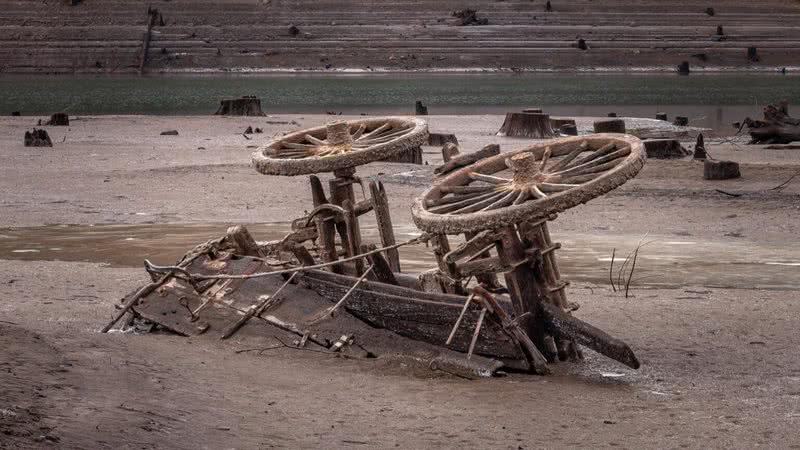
[434,144,501,176]
[297,272,521,359]
[456,256,508,278]
[539,302,640,369]
[364,245,399,285]
[441,142,461,163]
[369,180,400,272]
[444,229,503,265]
[520,221,566,308]
[473,286,549,374]
[291,245,316,266]
[220,272,298,340]
[342,199,364,274]
[100,275,170,333]
[353,198,374,217]
[310,175,338,269]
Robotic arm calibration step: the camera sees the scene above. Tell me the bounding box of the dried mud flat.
[2,115,800,449]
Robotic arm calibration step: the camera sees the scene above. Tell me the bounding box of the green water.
[2,72,797,132]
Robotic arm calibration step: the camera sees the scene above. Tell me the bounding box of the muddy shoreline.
[2,114,800,448]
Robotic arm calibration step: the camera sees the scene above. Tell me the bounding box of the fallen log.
[434,144,500,176]
[743,101,800,144]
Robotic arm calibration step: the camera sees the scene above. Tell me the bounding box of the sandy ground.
[2,115,800,449]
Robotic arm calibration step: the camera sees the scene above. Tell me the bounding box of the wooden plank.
[369,180,400,272]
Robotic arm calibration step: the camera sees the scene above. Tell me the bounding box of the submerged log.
[743,101,800,144]
[593,119,625,134]
[704,160,741,180]
[215,96,265,116]
[45,113,69,126]
[497,112,555,138]
[643,139,689,159]
[24,129,52,147]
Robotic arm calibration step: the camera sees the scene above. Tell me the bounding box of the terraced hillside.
[1,0,799,73]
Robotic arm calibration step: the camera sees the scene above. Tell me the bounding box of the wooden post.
[329,168,358,258]
[369,180,400,272]
[342,199,364,275]
[310,176,339,270]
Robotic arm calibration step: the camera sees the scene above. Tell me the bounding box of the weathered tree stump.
[716,25,724,36]
[45,113,69,126]
[24,129,52,147]
[607,112,617,118]
[559,124,578,136]
[215,96,265,116]
[576,39,588,50]
[550,118,575,130]
[747,47,760,62]
[743,101,800,144]
[288,24,300,36]
[497,112,555,138]
[693,134,707,159]
[643,139,689,159]
[677,61,690,74]
[11,111,21,116]
[244,126,254,134]
[673,116,689,126]
[655,112,668,121]
[415,100,428,116]
[382,146,423,165]
[593,119,625,134]
[705,7,715,16]
[428,132,458,147]
[704,160,740,180]
[452,9,488,26]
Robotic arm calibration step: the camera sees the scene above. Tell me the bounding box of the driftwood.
[497,112,555,138]
[593,119,625,134]
[434,144,500,176]
[743,101,800,144]
[441,142,460,162]
[704,160,741,180]
[215,96,265,116]
[45,113,69,126]
[24,129,52,147]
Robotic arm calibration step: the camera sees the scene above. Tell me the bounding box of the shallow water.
[2,73,799,134]
[0,223,797,290]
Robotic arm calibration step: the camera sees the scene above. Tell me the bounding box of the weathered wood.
[382,146,423,164]
[224,225,263,257]
[310,175,339,269]
[215,96,265,116]
[24,129,52,147]
[298,270,521,358]
[550,118,576,130]
[364,245,398,285]
[428,133,459,147]
[434,144,501,176]
[342,199,364,274]
[497,112,555,138]
[560,124,578,136]
[743,101,800,144]
[593,119,625,134]
[415,100,428,115]
[291,245,316,266]
[704,160,741,180]
[539,302,640,369]
[693,133,707,160]
[643,139,689,159]
[655,112,668,121]
[369,180,400,272]
[441,142,461,163]
[45,113,69,126]
[673,116,689,126]
[456,256,508,278]
[100,275,170,333]
[444,229,503,265]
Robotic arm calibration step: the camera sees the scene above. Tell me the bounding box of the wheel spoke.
[440,185,496,195]
[539,182,580,193]
[563,143,616,169]
[547,141,589,172]
[555,172,603,184]
[425,191,493,208]
[428,191,500,214]
[513,190,530,205]
[553,146,630,178]
[539,147,552,171]
[350,124,366,140]
[481,190,520,211]
[449,191,507,214]
[358,123,391,140]
[305,134,327,146]
[282,142,316,150]
[469,172,512,185]
[529,185,547,199]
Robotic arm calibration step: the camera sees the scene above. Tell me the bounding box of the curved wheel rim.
[252,117,428,176]
[412,134,646,234]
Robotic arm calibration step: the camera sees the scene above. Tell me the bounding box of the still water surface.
[3,73,799,133]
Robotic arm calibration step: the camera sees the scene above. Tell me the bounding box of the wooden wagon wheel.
[412,134,646,234]
[252,117,428,176]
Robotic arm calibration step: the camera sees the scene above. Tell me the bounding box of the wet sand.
[2,115,800,448]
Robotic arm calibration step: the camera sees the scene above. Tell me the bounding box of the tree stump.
[593,119,625,134]
[693,134,707,159]
[576,39,588,50]
[716,25,724,36]
[747,47,759,62]
[497,112,555,138]
[428,133,458,147]
[705,7,715,16]
[288,24,300,36]
[643,139,689,159]
[522,108,543,114]
[24,129,52,147]
[11,111,21,116]
[559,124,578,136]
[704,160,740,180]
[677,61,690,74]
[550,118,575,130]
[45,113,69,126]
[655,112,668,121]
[607,112,617,118]
[415,100,428,116]
[215,96,265,116]
[382,146,423,165]
[673,116,689,126]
